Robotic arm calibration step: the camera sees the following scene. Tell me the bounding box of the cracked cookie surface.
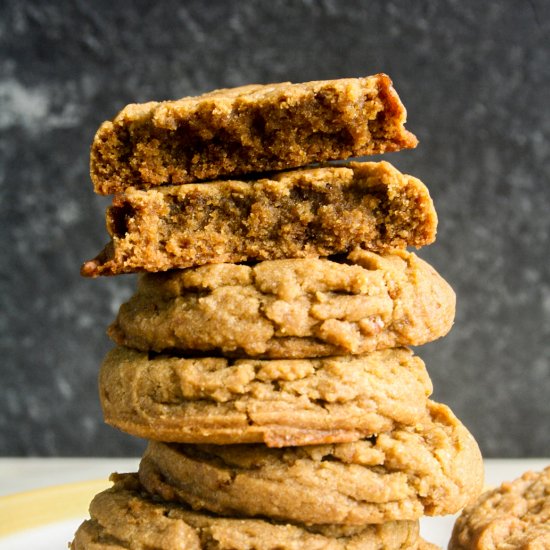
[138,402,483,525]
[81,161,436,276]
[100,347,432,446]
[71,473,428,550]
[109,249,454,358]
[449,466,550,549]
[90,74,417,195]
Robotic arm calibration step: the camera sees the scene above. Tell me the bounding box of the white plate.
[1,518,84,550]
[0,479,110,549]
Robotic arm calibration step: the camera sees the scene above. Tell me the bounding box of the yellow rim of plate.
[0,478,111,537]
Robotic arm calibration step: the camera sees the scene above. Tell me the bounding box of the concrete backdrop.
[1,0,549,457]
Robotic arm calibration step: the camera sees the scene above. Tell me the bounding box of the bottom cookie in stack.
[71,473,439,550]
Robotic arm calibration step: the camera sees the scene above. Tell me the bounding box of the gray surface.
[1,0,549,458]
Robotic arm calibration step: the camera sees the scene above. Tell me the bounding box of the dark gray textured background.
[1,1,549,457]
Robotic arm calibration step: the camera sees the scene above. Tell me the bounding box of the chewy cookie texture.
[90,74,417,194]
[109,249,454,357]
[138,402,483,526]
[100,347,433,447]
[81,161,437,277]
[449,466,550,550]
[71,473,427,550]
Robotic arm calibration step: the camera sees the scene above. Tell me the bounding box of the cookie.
[71,473,426,550]
[449,466,550,549]
[81,161,436,277]
[90,74,417,195]
[99,347,432,447]
[138,401,483,525]
[108,248,454,358]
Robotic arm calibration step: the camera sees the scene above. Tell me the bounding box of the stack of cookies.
[72,75,483,549]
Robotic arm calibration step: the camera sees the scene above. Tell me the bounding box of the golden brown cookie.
[449,466,550,549]
[108,248,454,358]
[81,161,436,277]
[71,472,425,549]
[90,74,417,195]
[138,402,483,525]
[99,347,432,447]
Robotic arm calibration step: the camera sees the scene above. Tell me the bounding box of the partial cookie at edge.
[449,466,550,549]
